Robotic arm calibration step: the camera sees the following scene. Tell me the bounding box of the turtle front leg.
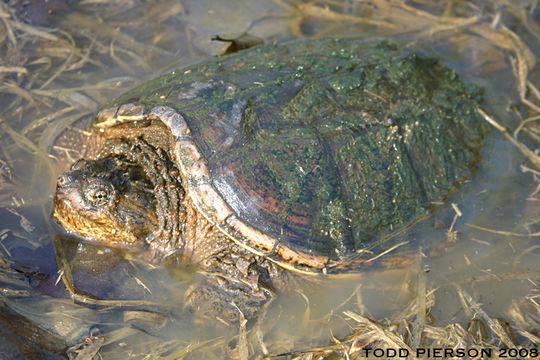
[178,211,278,323]
[184,273,270,324]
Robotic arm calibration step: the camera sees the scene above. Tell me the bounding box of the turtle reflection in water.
[53,38,487,322]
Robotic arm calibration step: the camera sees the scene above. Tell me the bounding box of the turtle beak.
[53,178,86,213]
[55,197,73,210]
[54,182,73,202]
[54,187,67,199]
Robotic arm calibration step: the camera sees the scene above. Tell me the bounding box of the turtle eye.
[87,187,111,207]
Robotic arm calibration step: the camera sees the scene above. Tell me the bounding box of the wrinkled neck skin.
[95,135,187,256]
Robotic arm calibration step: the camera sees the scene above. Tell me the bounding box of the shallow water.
[0,0,538,358]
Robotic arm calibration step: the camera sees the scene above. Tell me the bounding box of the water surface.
[0,0,538,358]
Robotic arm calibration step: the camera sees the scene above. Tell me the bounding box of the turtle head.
[53,156,157,249]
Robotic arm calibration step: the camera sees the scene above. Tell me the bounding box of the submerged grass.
[0,0,538,358]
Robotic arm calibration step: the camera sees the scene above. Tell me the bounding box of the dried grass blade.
[0,7,17,46]
[455,286,516,348]
[161,337,224,360]
[65,13,173,57]
[39,53,74,90]
[21,106,78,135]
[0,66,27,74]
[32,89,97,110]
[0,118,41,154]
[467,223,540,237]
[410,269,426,348]
[0,81,36,107]
[344,311,412,350]
[9,20,60,41]
[478,108,540,169]
[516,330,540,345]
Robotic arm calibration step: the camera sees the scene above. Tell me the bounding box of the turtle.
[52,38,487,322]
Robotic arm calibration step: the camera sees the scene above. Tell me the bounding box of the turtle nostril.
[57,174,71,187]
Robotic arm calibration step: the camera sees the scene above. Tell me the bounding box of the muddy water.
[0,0,538,358]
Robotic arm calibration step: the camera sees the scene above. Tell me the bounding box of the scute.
[98,38,486,263]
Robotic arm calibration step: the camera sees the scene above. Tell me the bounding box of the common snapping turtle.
[53,38,486,321]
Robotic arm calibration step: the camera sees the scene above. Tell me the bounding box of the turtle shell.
[93,38,486,271]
